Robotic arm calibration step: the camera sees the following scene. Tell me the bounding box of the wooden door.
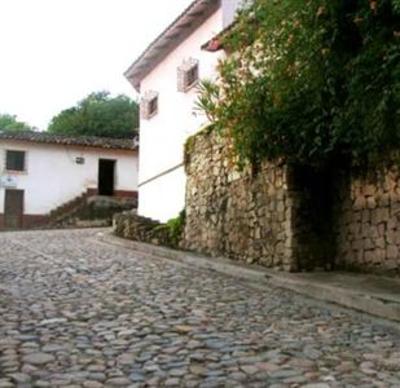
[4,189,24,229]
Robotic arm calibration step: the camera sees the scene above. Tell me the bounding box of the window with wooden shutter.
[177,58,199,92]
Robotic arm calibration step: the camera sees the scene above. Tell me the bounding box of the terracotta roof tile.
[0,131,138,151]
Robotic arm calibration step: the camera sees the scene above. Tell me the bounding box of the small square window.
[140,91,159,120]
[186,64,199,89]
[6,150,25,171]
[178,58,200,92]
[148,96,158,117]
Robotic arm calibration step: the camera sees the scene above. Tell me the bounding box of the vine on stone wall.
[197,0,400,170]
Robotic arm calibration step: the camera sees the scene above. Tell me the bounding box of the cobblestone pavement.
[0,230,399,388]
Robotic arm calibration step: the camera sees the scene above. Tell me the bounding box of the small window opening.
[148,96,158,117]
[6,150,25,171]
[178,58,200,92]
[186,64,199,89]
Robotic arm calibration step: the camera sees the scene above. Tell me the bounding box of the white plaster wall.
[0,140,138,215]
[138,8,224,221]
[222,0,245,27]
[138,166,186,223]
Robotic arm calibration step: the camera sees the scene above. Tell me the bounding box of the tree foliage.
[48,91,139,139]
[197,0,400,168]
[0,114,35,132]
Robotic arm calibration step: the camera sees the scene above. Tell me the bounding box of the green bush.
[197,0,400,169]
[154,210,186,248]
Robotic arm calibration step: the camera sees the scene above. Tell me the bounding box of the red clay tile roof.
[0,131,138,151]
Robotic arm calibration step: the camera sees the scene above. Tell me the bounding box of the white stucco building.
[125,0,242,222]
[0,131,138,229]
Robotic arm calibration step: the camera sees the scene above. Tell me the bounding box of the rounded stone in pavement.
[0,229,399,387]
[22,353,55,365]
[105,377,131,386]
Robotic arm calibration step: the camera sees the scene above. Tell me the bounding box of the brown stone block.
[362,209,371,224]
[375,237,386,249]
[378,193,390,207]
[277,212,285,222]
[361,223,371,239]
[385,259,399,271]
[356,249,364,264]
[364,238,374,250]
[389,192,400,205]
[364,250,375,263]
[352,211,362,222]
[277,201,285,213]
[370,209,379,225]
[366,196,377,209]
[371,225,380,239]
[374,248,387,264]
[377,208,390,224]
[386,244,399,260]
[353,196,366,210]
[386,218,397,231]
[384,176,397,192]
[386,228,399,245]
[363,184,377,196]
[350,222,362,237]
[378,223,386,237]
[353,239,364,251]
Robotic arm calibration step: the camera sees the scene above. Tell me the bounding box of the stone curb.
[96,232,400,324]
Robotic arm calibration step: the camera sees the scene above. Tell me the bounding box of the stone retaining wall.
[183,130,298,271]
[335,166,400,275]
[113,212,180,249]
[184,129,400,276]
[113,128,400,276]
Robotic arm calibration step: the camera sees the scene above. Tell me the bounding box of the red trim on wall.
[0,190,138,231]
[87,189,138,199]
[115,190,138,199]
[0,214,49,230]
[23,215,49,229]
[87,188,97,197]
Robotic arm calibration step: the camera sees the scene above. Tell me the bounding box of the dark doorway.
[98,159,116,196]
[288,165,337,271]
[4,189,24,229]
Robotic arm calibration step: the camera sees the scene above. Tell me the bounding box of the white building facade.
[125,0,242,222]
[0,132,138,229]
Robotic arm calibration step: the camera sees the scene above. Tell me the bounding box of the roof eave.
[124,0,221,92]
[0,132,138,151]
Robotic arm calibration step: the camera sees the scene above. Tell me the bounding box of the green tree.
[0,114,34,132]
[48,91,139,138]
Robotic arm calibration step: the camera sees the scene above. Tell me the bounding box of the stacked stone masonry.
[183,130,297,272]
[114,129,400,276]
[183,130,400,276]
[113,212,178,249]
[335,166,400,275]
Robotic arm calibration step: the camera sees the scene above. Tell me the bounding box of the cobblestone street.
[0,229,399,387]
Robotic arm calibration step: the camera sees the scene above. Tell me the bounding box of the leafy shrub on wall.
[197,0,400,169]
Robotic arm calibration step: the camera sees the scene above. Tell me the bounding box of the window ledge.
[146,110,158,120]
[4,170,28,175]
[182,80,199,93]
